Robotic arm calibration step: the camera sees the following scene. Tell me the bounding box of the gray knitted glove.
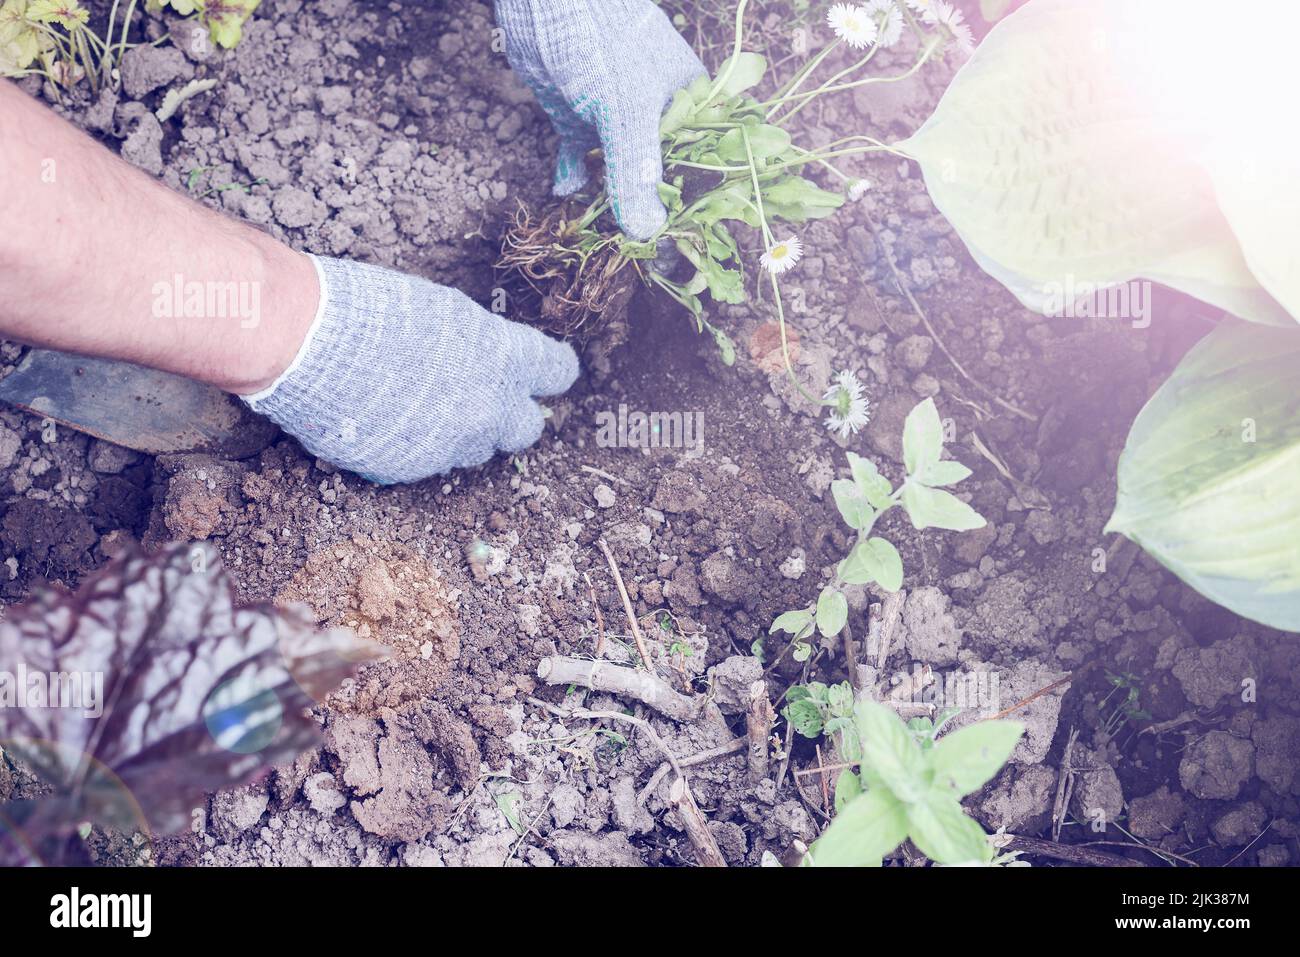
[242,255,579,485]
[494,0,706,240]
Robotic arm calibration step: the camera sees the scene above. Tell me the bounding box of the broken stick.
[536,655,701,722]
[745,679,775,784]
[668,777,728,867]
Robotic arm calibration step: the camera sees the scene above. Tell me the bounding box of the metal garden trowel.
[0,348,279,457]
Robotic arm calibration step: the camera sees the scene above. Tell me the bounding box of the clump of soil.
[276,539,461,715]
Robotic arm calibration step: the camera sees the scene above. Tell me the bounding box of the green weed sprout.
[150,0,262,50]
[769,396,1008,865]
[805,697,1023,866]
[769,397,984,662]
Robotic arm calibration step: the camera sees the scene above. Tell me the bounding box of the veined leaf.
[899,0,1295,327]
[713,51,767,98]
[918,460,972,488]
[831,478,875,531]
[929,721,1024,797]
[903,398,945,477]
[817,586,848,638]
[838,537,904,592]
[856,700,926,803]
[762,175,845,222]
[1105,322,1300,631]
[847,452,894,508]
[905,791,993,865]
[717,123,792,163]
[807,788,908,867]
[901,483,986,532]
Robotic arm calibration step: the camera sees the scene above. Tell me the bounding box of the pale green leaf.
[847,452,894,508]
[901,484,986,532]
[838,538,903,592]
[717,123,791,163]
[918,460,973,488]
[833,769,862,814]
[770,608,814,636]
[831,479,874,531]
[898,0,1294,327]
[713,51,766,98]
[905,792,992,865]
[807,788,908,867]
[816,586,848,638]
[929,721,1024,797]
[1105,321,1300,631]
[856,699,926,802]
[903,398,944,477]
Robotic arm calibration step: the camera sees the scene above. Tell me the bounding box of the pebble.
[593,485,616,509]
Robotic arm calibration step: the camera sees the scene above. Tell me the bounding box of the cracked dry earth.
[1,0,1297,867]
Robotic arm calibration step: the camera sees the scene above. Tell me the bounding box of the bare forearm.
[0,80,317,394]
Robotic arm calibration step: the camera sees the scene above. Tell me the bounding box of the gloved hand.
[494,0,707,240]
[242,255,579,485]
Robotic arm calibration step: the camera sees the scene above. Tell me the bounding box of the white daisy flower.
[827,3,879,50]
[865,0,904,48]
[904,0,943,23]
[824,370,871,438]
[761,236,803,275]
[847,178,872,201]
[930,1,975,56]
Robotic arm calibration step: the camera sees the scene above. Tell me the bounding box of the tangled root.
[497,200,639,343]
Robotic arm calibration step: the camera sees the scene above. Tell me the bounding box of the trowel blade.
[0,348,279,457]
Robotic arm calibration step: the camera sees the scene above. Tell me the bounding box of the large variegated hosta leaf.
[0,543,387,862]
[898,0,1297,327]
[1105,323,1300,631]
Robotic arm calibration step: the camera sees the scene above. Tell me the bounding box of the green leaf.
[808,788,908,867]
[929,721,1024,797]
[713,51,767,98]
[838,538,903,592]
[495,790,525,835]
[905,792,992,865]
[831,479,874,531]
[1105,322,1300,631]
[918,460,973,487]
[783,699,824,738]
[856,699,926,802]
[901,484,986,532]
[717,123,791,163]
[816,586,848,638]
[762,175,845,222]
[770,608,813,636]
[656,180,683,212]
[898,0,1295,327]
[833,769,862,814]
[903,398,945,477]
[709,324,737,365]
[660,88,695,136]
[847,452,894,508]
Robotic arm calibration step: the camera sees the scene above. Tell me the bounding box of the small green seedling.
[806,697,1023,866]
[769,397,984,660]
[152,0,262,49]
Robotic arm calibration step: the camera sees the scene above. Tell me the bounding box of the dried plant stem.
[535,656,700,722]
[596,537,656,673]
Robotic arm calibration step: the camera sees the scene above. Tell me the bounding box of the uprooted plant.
[499,0,975,436]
